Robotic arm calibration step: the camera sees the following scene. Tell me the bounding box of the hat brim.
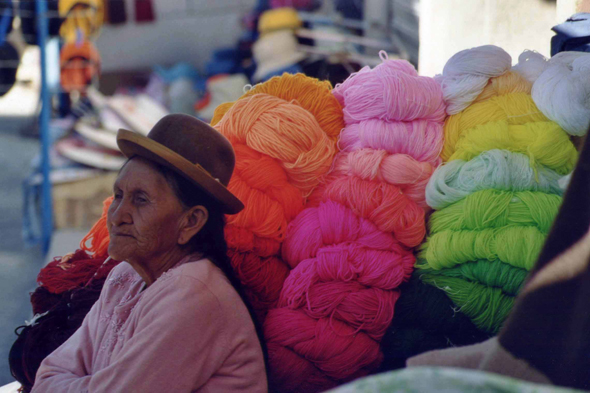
[116,129,244,214]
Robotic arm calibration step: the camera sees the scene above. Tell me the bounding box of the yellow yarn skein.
[211,73,344,142]
[449,120,577,175]
[442,93,548,160]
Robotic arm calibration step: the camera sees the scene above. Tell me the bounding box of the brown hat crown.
[146,114,235,186]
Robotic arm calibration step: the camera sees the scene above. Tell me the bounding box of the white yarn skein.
[532,51,590,136]
[435,45,512,115]
[512,50,548,84]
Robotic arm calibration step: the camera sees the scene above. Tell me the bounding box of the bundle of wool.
[442,93,548,160]
[213,79,342,319]
[435,45,512,115]
[410,46,583,338]
[338,119,443,166]
[265,54,445,391]
[211,73,345,141]
[333,51,446,124]
[425,150,564,210]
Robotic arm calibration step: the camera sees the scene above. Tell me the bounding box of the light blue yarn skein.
[426,149,564,210]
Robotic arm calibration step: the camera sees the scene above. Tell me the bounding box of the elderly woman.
[32,114,267,392]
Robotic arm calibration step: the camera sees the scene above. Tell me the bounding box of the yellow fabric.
[59,0,104,42]
[258,7,302,35]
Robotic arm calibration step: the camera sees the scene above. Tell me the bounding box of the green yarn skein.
[418,226,545,271]
[428,189,562,235]
[419,273,514,334]
[418,260,528,297]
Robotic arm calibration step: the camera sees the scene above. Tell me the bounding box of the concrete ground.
[0,116,88,386]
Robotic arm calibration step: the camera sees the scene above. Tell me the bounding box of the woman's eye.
[114,193,122,200]
[135,196,147,204]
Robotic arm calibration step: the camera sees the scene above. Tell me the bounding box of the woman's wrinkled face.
[107,157,185,263]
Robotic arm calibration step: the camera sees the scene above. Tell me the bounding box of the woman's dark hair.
[149,159,269,378]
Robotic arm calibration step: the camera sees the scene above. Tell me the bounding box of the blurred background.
[0,0,588,387]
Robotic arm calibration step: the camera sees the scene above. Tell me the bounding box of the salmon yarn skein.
[326,149,435,209]
[215,94,336,197]
[211,73,345,141]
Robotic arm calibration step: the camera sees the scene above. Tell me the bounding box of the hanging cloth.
[134,0,154,23]
[106,0,126,25]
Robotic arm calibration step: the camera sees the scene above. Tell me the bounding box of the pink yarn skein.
[333,52,446,124]
[264,54,445,392]
[339,119,443,166]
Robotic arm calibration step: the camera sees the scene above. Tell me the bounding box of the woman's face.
[107,157,185,263]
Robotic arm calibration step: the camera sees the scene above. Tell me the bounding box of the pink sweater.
[32,257,267,393]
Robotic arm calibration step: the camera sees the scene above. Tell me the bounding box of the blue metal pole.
[36,0,52,253]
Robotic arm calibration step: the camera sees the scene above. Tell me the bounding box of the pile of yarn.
[417,45,587,336]
[10,197,119,392]
[211,73,341,320]
[262,52,445,392]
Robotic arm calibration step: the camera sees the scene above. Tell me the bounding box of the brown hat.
[116,114,244,214]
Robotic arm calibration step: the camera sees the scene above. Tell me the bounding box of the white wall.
[95,0,257,72]
[418,0,558,77]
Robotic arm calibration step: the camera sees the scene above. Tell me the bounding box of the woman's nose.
[108,198,133,226]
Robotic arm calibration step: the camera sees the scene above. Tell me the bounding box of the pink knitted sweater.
[32,257,267,392]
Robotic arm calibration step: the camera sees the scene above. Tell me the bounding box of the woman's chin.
[107,241,134,262]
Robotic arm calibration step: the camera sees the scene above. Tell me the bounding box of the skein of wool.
[472,71,532,104]
[418,226,546,271]
[531,52,590,136]
[312,176,426,247]
[10,278,106,393]
[428,190,562,234]
[333,52,446,124]
[281,200,413,269]
[325,149,435,209]
[425,149,564,210]
[511,50,549,84]
[419,260,528,297]
[338,119,443,166]
[449,120,577,175]
[435,45,512,115]
[211,73,344,142]
[214,94,336,196]
[264,308,383,390]
[80,196,113,258]
[419,273,515,333]
[224,143,304,256]
[442,93,548,160]
[36,250,117,294]
[228,249,290,318]
[380,274,491,371]
[279,280,399,340]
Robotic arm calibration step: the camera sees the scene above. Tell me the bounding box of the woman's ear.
[178,205,209,245]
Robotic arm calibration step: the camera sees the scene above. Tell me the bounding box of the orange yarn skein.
[211,73,344,142]
[215,94,336,197]
[80,196,113,258]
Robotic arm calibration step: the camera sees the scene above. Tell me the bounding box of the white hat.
[253,30,306,82]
